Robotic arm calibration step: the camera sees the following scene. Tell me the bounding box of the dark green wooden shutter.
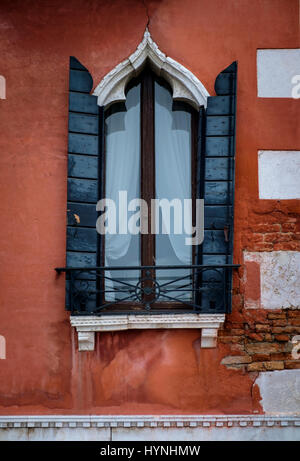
[66,57,103,312]
[199,61,237,313]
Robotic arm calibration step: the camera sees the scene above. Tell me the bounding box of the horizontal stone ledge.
[70,313,226,351]
[0,415,300,429]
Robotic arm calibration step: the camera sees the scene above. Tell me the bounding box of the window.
[102,69,197,307]
[57,32,238,342]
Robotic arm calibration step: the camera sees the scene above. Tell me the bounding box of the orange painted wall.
[0,0,299,415]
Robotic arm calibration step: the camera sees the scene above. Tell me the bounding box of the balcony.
[55,264,239,350]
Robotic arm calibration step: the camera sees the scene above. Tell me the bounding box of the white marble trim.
[70,314,225,351]
[0,415,300,429]
[93,28,209,109]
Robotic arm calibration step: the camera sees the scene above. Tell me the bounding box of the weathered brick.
[247,362,265,372]
[264,333,273,341]
[256,324,271,333]
[274,242,300,251]
[221,355,252,366]
[267,312,287,320]
[245,342,283,354]
[252,233,264,243]
[272,319,288,326]
[221,328,244,336]
[290,319,300,326]
[263,233,279,243]
[275,334,290,342]
[244,311,268,324]
[288,311,300,318]
[284,361,300,369]
[263,361,284,371]
[218,336,242,344]
[251,354,270,362]
[281,223,296,232]
[273,326,300,334]
[264,233,293,243]
[252,243,274,251]
[270,353,289,361]
[229,344,246,353]
[251,224,281,233]
[231,329,245,336]
[246,332,264,342]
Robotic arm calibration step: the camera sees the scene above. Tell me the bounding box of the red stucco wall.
[0,0,299,415]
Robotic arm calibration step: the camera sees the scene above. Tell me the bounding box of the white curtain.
[104,84,141,300]
[155,81,192,300]
[155,81,192,265]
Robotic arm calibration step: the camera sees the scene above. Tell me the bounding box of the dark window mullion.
[141,70,155,268]
[140,70,156,306]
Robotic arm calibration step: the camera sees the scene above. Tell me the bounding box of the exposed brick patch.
[245,219,300,252]
[219,309,300,372]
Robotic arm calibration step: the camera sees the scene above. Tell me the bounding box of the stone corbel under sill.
[70,314,225,351]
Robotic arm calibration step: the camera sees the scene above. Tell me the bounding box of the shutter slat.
[69,92,99,114]
[69,113,99,135]
[203,230,228,254]
[205,95,235,115]
[206,136,233,156]
[204,181,231,205]
[67,203,97,227]
[68,154,98,179]
[67,178,98,203]
[67,227,97,252]
[68,133,99,155]
[67,251,97,267]
[69,69,93,93]
[204,205,232,229]
[205,157,233,180]
[206,115,234,136]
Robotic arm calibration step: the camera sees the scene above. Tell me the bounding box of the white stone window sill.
[70,314,225,351]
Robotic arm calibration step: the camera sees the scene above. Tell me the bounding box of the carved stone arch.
[93,29,209,109]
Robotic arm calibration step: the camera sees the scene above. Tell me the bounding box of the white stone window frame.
[71,30,225,351]
[93,28,209,110]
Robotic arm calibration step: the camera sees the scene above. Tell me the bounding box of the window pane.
[154,80,192,302]
[104,83,141,301]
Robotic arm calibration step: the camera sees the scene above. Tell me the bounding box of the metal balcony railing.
[55,264,240,315]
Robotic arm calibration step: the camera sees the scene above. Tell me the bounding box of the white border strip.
[0,415,300,429]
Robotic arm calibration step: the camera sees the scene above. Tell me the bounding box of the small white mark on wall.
[257,49,300,97]
[0,335,5,359]
[258,151,300,200]
[244,251,300,310]
[256,370,300,415]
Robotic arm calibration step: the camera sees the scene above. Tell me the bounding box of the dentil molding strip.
[0,415,300,429]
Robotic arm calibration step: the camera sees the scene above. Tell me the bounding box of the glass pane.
[104,83,141,301]
[154,80,192,302]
